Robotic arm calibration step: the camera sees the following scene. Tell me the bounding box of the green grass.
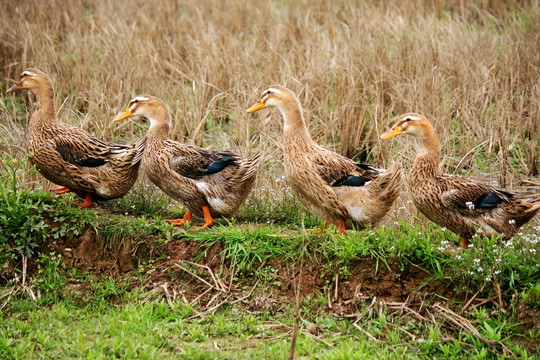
[1,203,539,358]
[2,276,538,359]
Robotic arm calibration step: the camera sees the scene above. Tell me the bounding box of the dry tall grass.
[0,0,538,222]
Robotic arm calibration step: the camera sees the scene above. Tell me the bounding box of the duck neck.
[279,98,312,145]
[31,83,56,125]
[412,126,440,175]
[146,117,171,142]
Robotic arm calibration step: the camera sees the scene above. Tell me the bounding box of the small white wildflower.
[466,201,475,210]
[508,219,516,225]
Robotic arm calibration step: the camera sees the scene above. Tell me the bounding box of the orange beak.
[6,83,23,93]
[246,100,266,113]
[380,127,403,140]
[113,106,134,122]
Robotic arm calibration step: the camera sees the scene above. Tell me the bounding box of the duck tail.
[229,151,262,190]
[131,136,147,166]
[369,162,403,202]
[513,193,540,215]
[501,193,540,230]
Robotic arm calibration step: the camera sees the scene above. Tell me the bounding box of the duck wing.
[312,148,383,187]
[52,127,131,168]
[166,141,240,180]
[439,174,514,215]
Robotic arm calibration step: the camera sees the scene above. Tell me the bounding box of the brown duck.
[381,113,540,247]
[114,95,261,229]
[247,85,402,234]
[6,68,145,207]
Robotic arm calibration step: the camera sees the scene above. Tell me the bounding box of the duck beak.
[113,106,134,122]
[247,100,266,113]
[6,83,22,93]
[380,127,403,140]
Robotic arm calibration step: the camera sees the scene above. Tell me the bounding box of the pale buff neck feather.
[145,105,172,141]
[30,79,56,117]
[415,122,440,160]
[277,96,311,141]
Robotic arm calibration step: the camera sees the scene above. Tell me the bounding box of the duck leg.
[165,210,192,226]
[338,219,347,235]
[74,193,93,208]
[193,205,216,230]
[315,221,330,234]
[51,185,71,194]
[460,237,470,249]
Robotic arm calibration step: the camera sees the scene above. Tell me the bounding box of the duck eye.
[405,118,411,122]
[133,99,139,103]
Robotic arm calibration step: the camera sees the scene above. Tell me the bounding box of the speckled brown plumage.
[248,85,402,234]
[114,95,261,228]
[7,68,145,207]
[381,113,540,246]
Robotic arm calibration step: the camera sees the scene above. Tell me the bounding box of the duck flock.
[7,68,540,249]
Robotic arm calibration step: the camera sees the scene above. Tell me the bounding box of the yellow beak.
[6,83,22,93]
[113,106,134,122]
[380,127,403,140]
[246,100,266,113]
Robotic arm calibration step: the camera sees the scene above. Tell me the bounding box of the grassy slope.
[1,189,539,359]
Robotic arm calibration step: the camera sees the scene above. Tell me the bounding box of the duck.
[381,113,540,248]
[247,85,402,234]
[6,68,146,207]
[113,95,261,229]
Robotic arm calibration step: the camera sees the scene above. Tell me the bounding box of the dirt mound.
[35,229,442,312]
[15,227,537,345]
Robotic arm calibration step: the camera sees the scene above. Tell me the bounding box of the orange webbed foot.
[51,185,71,194]
[165,210,192,226]
[74,193,93,208]
[315,221,330,234]
[192,205,216,230]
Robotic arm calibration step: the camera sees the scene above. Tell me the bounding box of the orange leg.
[51,185,71,194]
[193,205,216,230]
[165,210,192,226]
[461,237,470,249]
[316,221,330,234]
[74,192,93,208]
[338,219,347,235]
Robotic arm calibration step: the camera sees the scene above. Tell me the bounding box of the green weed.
[0,153,48,260]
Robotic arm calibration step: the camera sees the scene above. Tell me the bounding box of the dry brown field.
[1,0,538,214]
